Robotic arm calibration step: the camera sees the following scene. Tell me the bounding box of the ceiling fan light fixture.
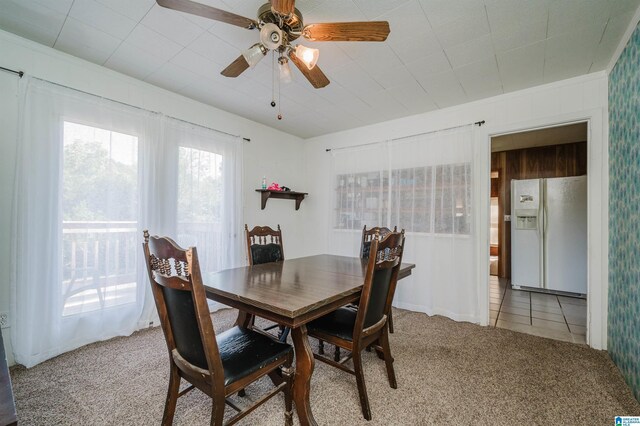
[294,44,319,70]
[279,57,293,83]
[260,23,284,50]
[242,43,267,68]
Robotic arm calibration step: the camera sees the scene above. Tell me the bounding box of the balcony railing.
[62,221,222,316]
[62,221,138,316]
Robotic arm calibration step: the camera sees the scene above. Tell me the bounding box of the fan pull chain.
[270,51,276,108]
[277,71,282,120]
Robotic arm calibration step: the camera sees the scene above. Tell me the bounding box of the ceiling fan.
[156,0,391,89]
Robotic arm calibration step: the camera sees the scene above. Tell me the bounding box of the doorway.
[488,122,588,344]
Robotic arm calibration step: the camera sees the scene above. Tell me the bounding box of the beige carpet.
[9,308,640,425]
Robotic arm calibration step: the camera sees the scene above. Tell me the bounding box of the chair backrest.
[245,224,285,266]
[142,231,223,382]
[355,230,405,336]
[360,225,397,259]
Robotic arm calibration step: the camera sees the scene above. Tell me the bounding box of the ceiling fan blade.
[156,0,257,29]
[221,55,250,77]
[302,21,390,42]
[271,0,295,16]
[288,50,329,89]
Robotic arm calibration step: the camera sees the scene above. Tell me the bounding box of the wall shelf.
[256,189,308,211]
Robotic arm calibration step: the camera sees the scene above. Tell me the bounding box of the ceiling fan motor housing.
[258,3,304,41]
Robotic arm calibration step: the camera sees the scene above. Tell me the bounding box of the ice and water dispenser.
[515,194,538,230]
[515,209,538,230]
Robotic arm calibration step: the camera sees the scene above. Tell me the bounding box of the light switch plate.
[504,215,511,221]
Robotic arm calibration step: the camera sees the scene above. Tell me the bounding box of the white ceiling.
[1,0,638,138]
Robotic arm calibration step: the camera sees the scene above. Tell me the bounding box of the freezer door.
[544,176,587,294]
[511,179,543,288]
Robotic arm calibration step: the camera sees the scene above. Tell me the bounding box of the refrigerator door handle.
[544,206,548,237]
[543,203,549,290]
[538,180,544,240]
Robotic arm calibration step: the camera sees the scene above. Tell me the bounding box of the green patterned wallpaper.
[609,21,640,402]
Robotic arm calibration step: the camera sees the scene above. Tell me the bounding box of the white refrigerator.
[511,176,587,295]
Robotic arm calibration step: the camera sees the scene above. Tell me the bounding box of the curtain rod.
[325,120,485,153]
[4,68,250,142]
[30,76,251,142]
[0,66,24,78]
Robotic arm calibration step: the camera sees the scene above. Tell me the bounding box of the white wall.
[302,72,609,349]
[0,30,306,365]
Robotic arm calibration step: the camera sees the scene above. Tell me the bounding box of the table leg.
[291,325,317,426]
[234,310,254,328]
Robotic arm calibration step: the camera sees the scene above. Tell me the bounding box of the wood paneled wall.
[491,142,587,278]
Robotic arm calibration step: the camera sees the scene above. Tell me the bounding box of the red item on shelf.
[267,183,283,191]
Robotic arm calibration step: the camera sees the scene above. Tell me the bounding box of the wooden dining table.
[203,254,415,426]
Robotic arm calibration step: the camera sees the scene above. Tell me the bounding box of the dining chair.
[245,224,284,266]
[324,225,399,362]
[361,225,397,334]
[245,224,290,342]
[143,231,294,426]
[307,229,405,421]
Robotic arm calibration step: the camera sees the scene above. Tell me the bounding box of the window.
[62,122,138,316]
[335,162,471,235]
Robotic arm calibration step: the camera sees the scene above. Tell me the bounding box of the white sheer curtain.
[11,77,155,367]
[330,126,478,322]
[163,117,244,274]
[11,77,243,367]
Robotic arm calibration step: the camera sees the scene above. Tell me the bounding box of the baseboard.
[393,302,480,325]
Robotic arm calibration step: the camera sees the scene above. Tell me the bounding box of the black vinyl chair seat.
[307,307,357,342]
[218,326,293,386]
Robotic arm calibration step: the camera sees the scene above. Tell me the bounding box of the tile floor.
[490,275,587,344]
